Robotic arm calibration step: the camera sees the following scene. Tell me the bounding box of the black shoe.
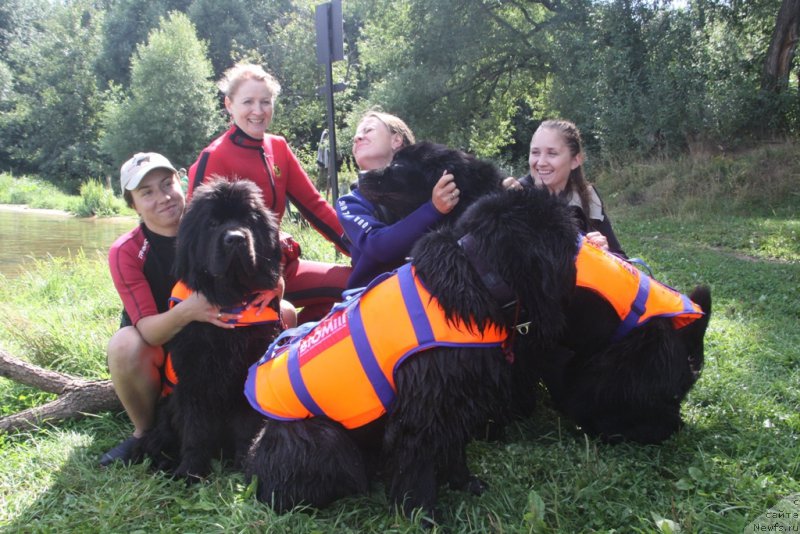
[99,436,141,467]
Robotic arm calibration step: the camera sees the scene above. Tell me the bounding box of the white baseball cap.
[120,152,177,191]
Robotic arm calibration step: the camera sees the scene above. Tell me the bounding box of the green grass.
[0,172,132,216]
[1,143,799,532]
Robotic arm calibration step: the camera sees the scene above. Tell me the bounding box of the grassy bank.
[0,143,798,532]
[0,173,132,217]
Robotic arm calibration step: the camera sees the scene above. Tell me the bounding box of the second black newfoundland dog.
[242,187,579,521]
[520,239,712,444]
[356,141,506,223]
[136,179,284,480]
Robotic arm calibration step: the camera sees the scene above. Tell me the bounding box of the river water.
[0,207,137,278]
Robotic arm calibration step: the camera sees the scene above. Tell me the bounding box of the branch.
[0,348,121,432]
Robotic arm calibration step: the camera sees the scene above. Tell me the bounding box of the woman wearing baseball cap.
[101,153,251,465]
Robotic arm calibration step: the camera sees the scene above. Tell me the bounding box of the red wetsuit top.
[188,125,347,253]
[108,223,177,326]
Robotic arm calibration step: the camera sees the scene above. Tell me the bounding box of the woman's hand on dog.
[248,276,285,316]
[182,291,238,329]
[432,171,460,214]
[585,231,609,251]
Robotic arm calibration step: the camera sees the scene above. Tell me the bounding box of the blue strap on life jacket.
[627,257,654,278]
[348,300,396,411]
[287,343,327,418]
[397,263,435,345]
[611,273,651,342]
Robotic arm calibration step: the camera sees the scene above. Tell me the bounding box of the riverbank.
[0,204,73,217]
[0,173,131,217]
[0,203,137,221]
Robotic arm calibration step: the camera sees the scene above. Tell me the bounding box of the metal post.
[315,0,344,203]
[324,54,339,202]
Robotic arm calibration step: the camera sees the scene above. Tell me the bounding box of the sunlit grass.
[0,143,798,531]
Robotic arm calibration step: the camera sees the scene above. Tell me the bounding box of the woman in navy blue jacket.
[336,111,460,288]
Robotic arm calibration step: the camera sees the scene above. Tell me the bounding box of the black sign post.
[315,0,345,203]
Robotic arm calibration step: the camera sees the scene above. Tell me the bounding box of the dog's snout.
[224,229,247,247]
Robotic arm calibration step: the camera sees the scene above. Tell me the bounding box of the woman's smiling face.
[528,126,583,194]
[225,78,274,139]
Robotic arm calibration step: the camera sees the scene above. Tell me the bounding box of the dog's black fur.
[526,262,712,444]
[244,187,579,520]
[137,178,283,480]
[357,141,506,224]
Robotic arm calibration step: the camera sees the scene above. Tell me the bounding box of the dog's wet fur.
[357,141,506,224]
[244,187,580,521]
[135,178,283,480]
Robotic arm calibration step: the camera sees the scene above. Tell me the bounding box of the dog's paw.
[450,475,488,496]
[172,461,209,485]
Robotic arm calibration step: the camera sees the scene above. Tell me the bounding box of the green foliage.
[76,179,124,217]
[1,0,107,191]
[0,173,80,212]
[353,0,553,158]
[99,11,224,174]
[188,0,293,77]
[0,0,798,208]
[95,0,175,87]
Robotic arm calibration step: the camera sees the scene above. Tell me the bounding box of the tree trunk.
[762,0,800,93]
[0,348,121,432]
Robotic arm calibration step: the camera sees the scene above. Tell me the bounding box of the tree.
[187,0,292,77]
[96,0,193,87]
[762,0,800,93]
[99,11,224,174]
[1,0,106,190]
[352,0,561,160]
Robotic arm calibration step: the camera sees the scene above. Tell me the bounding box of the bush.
[76,179,121,217]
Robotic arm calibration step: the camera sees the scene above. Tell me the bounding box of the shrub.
[77,179,121,217]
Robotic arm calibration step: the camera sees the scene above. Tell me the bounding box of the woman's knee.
[107,327,162,373]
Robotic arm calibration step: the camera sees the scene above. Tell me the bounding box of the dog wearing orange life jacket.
[518,236,712,444]
[135,178,284,481]
[242,187,579,522]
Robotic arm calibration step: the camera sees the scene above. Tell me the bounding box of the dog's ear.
[173,189,205,284]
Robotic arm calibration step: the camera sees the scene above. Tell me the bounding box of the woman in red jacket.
[189,63,350,322]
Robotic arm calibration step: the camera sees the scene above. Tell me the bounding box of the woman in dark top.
[507,119,626,257]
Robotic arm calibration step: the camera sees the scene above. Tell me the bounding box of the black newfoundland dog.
[522,240,712,444]
[357,141,506,223]
[136,178,284,480]
[242,187,579,521]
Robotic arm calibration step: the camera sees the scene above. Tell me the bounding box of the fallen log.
[0,348,121,432]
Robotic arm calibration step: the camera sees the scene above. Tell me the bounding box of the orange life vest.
[244,263,508,429]
[575,237,704,341]
[161,281,281,396]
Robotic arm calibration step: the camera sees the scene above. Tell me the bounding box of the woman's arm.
[337,191,443,265]
[135,292,235,347]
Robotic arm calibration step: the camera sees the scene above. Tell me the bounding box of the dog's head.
[357,141,505,223]
[412,187,579,341]
[174,178,282,307]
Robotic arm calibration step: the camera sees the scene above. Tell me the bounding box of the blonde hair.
[218,63,281,101]
[359,110,416,147]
